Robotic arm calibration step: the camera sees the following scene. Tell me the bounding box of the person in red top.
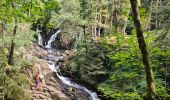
[35,72,40,90]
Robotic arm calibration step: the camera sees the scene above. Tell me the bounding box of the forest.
[0,0,170,100]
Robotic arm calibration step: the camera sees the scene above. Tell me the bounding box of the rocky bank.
[20,44,91,100]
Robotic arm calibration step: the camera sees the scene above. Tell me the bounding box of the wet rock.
[49,77,57,84]
[65,50,70,55]
[46,85,68,100]
[47,55,60,62]
[58,56,64,61]
[52,32,76,49]
[47,81,59,89]
[56,51,61,56]
[62,53,68,61]
[46,55,64,62]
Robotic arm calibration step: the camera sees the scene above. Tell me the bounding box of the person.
[34,72,40,90]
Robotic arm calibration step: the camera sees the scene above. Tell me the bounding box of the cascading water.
[38,29,100,100]
[45,29,61,48]
[37,27,43,46]
[48,63,100,100]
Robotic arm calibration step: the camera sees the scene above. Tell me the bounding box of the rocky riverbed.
[21,44,92,100]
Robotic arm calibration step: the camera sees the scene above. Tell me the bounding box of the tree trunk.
[1,23,3,39]
[113,0,118,33]
[123,18,128,35]
[155,0,159,29]
[98,13,101,37]
[8,24,17,65]
[94,7,97,40]
[92,25,94,40]
[130,0,156,100]
[83,26,88,53]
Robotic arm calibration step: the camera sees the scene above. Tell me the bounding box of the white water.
[45,29,61,48]
[38,29,100,100]
[37,27,43,46]
[48,63,100,100]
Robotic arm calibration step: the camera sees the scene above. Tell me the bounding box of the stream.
[37,29,100,100]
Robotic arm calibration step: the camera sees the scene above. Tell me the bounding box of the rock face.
[53,32,76,49]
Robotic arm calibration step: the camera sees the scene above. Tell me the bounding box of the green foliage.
[0,0,38,95]
[98,82,142,100]
[69,44,107,86]
[0,48,31,100]
[5,70,29,100]
[97,33,169,99]
[36,0,59,29]
[53,0,81,27]
[1,23,35,47]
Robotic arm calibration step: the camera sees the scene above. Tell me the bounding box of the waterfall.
[45,29,61,48]
[38,27,100,100]
[48,61,100,100]
[37,27,43,46]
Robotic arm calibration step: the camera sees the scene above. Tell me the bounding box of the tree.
[8,21,17,65]
[130,0,156,99]
[0,0,46,65]
[0,0,47,98]
[155,0,170,47]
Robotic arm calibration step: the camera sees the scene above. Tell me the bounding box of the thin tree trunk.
[104,12,107,34]
[83,26,88,53]
[8,23,17,65]
[1,23,3,39]
[2,23,4,48]
[98,13,101,37]
[155,0,159,29]
[113,0,118,32]
[8,1,18,65]
[123,18,128,35]
[92,25,94,40]
[145,0,153,30]
[110,16,113,31]
[94,7,97,40]
[130,0,156,100]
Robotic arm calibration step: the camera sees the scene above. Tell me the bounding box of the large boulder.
[52,32,76,49]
